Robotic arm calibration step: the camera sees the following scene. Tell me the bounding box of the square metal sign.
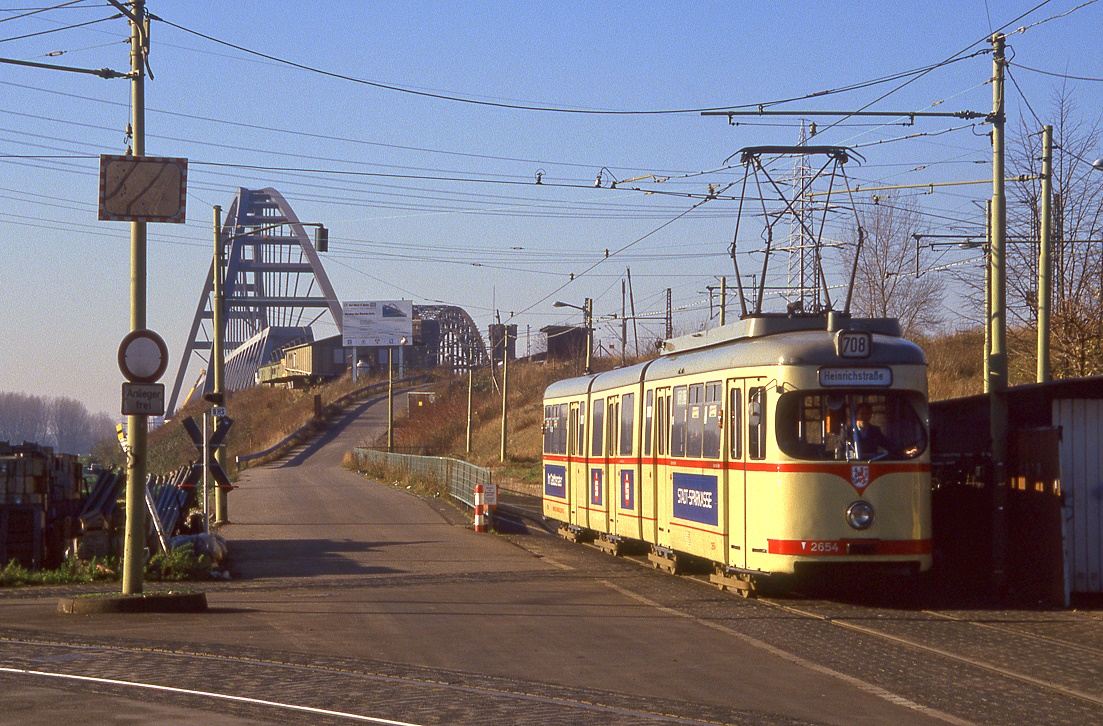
[99,155,188,223]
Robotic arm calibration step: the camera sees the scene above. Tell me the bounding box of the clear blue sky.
[2,1,1101,417]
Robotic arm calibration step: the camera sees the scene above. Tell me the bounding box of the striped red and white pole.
[474,483,488,533]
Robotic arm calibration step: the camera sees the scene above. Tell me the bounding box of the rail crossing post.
[121,0,147,596]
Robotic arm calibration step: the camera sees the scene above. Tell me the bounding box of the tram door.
[568,401,585,528]
[649,387,671,545]
[587,397,606,533]
[601,395,619,535]
[726,379,748,569]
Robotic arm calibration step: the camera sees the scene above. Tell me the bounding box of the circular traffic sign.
[118,329,169,383]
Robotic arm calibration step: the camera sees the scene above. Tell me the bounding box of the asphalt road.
[0,394,1100,725]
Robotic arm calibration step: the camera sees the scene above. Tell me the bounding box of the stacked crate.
[0,443,50,569]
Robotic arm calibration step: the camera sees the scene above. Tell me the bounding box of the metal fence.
[352,448,495,509]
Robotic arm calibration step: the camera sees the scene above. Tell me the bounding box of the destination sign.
[818,367,892,387]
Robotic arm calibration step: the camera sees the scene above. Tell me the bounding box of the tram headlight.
[846,500,875,530]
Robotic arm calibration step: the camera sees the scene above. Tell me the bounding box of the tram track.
[556,537,1103,722]
[751,597,1103,710]
[0,635,762,726]
[920,608,1103,659]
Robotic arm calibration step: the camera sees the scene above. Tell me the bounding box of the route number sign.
[834,330,872,359]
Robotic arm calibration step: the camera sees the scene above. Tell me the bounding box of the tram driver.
[853,402,892,458]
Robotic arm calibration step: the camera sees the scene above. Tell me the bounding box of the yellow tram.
[542,312,931,594]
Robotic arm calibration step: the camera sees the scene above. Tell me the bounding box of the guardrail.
[352,448,496,510]
[236,375,430,468]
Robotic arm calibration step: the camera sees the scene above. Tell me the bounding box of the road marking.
[0,639,730,725]
[601,580,974,726]
[0,666,423,725]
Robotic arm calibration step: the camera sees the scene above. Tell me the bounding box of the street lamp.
[554,298,593,374]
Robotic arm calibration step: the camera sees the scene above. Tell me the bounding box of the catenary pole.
[584,298,593,375]
[1037,126,1053,383]
[387,347,394,452]
[213,205,228,523]
[988,33,1010,595]
[500,330,509,462]
[121,0,147,596]
[466,366,473,454]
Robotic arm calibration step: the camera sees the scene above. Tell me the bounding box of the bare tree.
[0,392,49,445]
[0,392,116,454]
[1008,88,1103,377]
[844,198,945,337]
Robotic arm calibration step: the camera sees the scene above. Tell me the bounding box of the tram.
[542,312,931,595]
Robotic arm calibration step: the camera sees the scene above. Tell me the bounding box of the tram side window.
[568,406,579,457]
[748,387,767,460]
[592,398,605,457]
[685,383,704,458]
[729,388,742,459]
[543,404,567,456]
[620,392,635,456]
[644,391,654,456]
[657,392,668,456]
[608,399,620,457]
[577,401,586,457]
[556,405,568,454]
[702,381,722,459]
[543,405,554,454]
[671,386,687,457]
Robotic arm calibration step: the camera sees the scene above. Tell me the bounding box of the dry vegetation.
[95,369,400,476]
[97,325,1086,482]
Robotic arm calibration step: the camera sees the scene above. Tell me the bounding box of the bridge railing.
[352,448,496,510]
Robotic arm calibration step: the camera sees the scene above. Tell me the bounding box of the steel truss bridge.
[166,188,488,417]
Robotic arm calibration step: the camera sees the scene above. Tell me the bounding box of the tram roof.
[544,315,925,399]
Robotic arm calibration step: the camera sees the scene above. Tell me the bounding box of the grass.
[342,450,448,500]
[1,545,213,587]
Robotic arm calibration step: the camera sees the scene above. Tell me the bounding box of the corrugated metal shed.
[1053,397,1103,594]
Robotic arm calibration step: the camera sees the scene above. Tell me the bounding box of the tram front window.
[776,391,927,461]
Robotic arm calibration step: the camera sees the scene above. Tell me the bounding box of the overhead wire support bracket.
[702,109,988,121]
[0,56,131,79]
